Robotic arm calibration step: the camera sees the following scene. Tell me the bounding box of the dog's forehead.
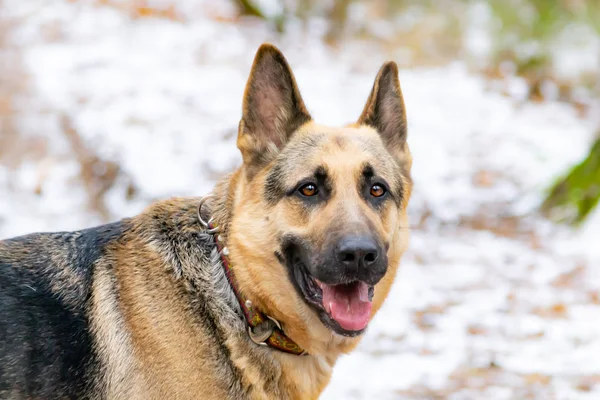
[282,123,395,173]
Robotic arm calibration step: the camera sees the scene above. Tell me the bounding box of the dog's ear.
[357,61,407,153]
[237,44,312,178]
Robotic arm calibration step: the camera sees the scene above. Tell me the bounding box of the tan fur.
[89,262,139,399]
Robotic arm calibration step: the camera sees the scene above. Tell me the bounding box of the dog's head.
[227,44,411,354]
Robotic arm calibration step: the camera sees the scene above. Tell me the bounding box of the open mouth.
[294,261,375,336]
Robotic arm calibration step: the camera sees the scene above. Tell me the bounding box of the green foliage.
[542,137,600,225]
[235,0,267,18]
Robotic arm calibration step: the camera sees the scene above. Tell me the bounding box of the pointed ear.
[237,44,312,178]
[357,61,407,153]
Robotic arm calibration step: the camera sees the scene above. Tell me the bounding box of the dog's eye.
[370,184,386,198]
[299,183,318,197]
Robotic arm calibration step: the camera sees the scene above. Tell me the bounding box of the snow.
[1,0,599,398]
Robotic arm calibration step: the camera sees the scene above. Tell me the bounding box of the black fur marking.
[263,135,326,206]
[0,221,126,399]
[289,165,332,207]
[362,163,375,179]
[264,163,287,205]
[359,162,402,208]
[274,251,285,264]
[278,235,312,310]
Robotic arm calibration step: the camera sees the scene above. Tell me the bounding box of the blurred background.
[1,0,599,398]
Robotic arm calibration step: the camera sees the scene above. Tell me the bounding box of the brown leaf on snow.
[413,304,447,331]
[467,325,488,336]
[576,375,600,392]
[523,331,545,340]
[472,170,496,187]
[589,291,600,305]
[533,303,568,319]
[524,373,551,385]
[551,265,586,288]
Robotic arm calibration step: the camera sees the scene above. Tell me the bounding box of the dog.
[0,43,412,399]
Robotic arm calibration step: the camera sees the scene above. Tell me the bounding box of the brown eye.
[370,184,386,198]
[299,183,318,197]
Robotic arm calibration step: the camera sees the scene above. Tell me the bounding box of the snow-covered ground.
[1,1,600,398]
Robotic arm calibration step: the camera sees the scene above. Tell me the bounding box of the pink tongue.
[320,282,372,331]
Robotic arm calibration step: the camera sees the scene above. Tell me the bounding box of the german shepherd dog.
[0,44,412,399]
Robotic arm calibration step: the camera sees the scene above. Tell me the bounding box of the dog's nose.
[336,236,380,273]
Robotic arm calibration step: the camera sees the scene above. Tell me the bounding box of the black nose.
[336,236,380,272]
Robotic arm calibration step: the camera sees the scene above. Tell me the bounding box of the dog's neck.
[201,169,359,396]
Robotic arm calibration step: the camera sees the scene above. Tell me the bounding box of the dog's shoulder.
[130,197,216,274]
[134,196,205,236]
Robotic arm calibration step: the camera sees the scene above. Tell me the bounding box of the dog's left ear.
[357,61,407,154]
[237,44,312,178]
